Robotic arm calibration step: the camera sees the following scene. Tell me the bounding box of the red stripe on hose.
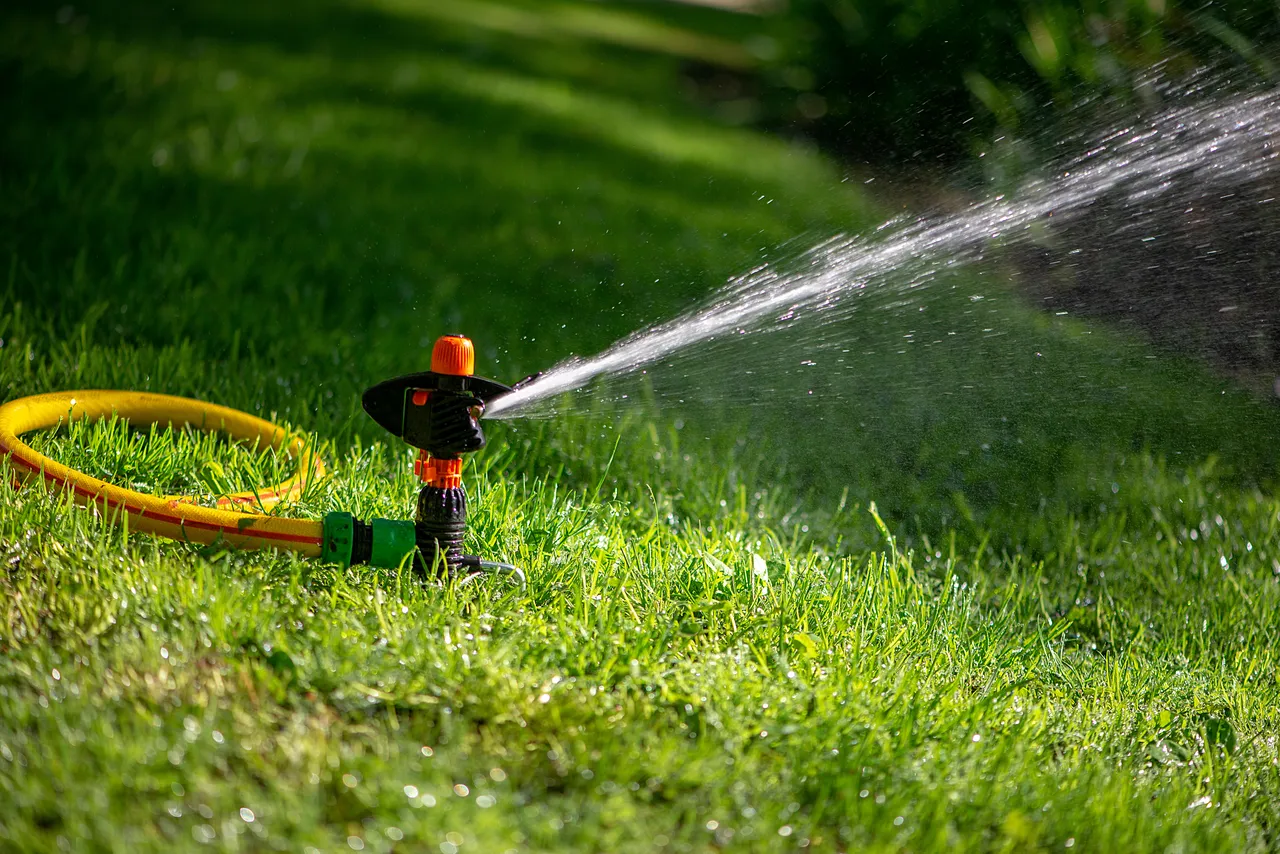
[1,443,323,547]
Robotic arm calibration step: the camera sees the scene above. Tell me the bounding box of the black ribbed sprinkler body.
[415,484,467,578]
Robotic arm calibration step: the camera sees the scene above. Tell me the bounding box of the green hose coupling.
[322,511,416,569]
[368,518,416,568]
[322,511,356,566]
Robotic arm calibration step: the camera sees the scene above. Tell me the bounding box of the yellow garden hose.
[0,390,326,556]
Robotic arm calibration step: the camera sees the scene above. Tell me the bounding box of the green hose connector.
[322,511,416,568]
[322,511,355,566]
[369,518,416,568]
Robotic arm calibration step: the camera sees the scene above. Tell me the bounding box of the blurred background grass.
[1,0,871,384]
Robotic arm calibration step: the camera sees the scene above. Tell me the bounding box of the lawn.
[3,0,1280,851]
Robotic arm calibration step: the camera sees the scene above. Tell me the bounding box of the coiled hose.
[0,390,326,555]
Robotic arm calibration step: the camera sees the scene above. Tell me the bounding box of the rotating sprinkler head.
[322,334,524,582]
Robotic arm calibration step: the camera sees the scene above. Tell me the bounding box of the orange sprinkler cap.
[431,334,475,377]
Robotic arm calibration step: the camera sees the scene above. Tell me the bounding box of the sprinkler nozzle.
[361,340,511,459]
[430,333,475,377]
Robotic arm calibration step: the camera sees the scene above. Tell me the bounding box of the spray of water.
[486,80,1280,421]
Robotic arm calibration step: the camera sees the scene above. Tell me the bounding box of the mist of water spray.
[486,80,1280,421]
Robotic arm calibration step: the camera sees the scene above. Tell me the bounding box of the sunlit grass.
[26,418,305,507]
[375,0,756,68]
[4,421,1279,851]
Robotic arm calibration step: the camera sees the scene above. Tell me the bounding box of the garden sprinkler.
[318,333,527,583]
[343,333,523,581]
[0,333,526,585]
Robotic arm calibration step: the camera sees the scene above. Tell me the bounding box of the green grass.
[3,0,1280,851]
[25,417,302,508]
